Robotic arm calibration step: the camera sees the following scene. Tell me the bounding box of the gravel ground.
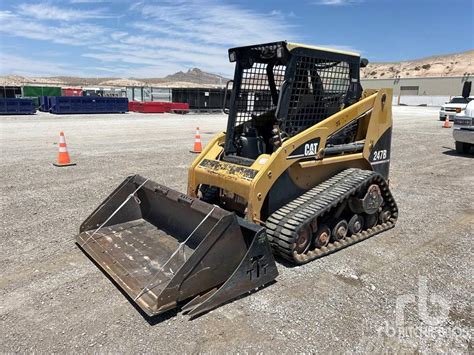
[1,107,472,353]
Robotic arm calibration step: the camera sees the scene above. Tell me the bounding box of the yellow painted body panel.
[286,41,360,57]
[188,89,392,223]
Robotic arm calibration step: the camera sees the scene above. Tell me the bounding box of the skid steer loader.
[76,41,398,318]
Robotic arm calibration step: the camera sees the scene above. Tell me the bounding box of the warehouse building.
[361,74,471,106]
[0,86,22,98]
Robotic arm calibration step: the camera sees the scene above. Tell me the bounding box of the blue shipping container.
[0,98,36,115]
[39,96,51,112]
[49,96,128,114]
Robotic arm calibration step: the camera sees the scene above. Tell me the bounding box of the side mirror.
[222,80,234,114]
[462,81,472,98]
[360,58,369,68]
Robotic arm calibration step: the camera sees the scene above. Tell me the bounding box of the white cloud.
[0,12,108,45]
[17,3,110,21]
[313,0,362,5]
[110,32,128,41]
[0,10,14,18]
[1,0,298,77]
[80,0,298,76]
[136,0,295,47]
[69,0,113,3]
[0,54,91,77]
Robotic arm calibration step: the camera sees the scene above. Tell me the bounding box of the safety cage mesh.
[234,62,286,127]
[282,56,351,136]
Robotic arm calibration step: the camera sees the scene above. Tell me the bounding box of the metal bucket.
[76,175,278,317]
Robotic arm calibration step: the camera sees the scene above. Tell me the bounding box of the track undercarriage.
[265,168,398,264]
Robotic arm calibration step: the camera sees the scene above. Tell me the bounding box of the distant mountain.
[361,50,473,79]
[160,68,227,85]
[0,68,229,88]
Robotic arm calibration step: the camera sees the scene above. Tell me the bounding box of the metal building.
[126,87,172,102]
[361,75,471,106]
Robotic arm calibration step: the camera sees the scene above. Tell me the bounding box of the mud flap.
[75,175,278,318]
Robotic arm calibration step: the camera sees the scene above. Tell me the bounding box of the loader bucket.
[75,175,278,318]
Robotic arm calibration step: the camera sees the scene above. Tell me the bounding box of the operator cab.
[223,41,366,163]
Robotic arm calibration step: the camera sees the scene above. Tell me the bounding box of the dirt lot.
[1,107,472,353]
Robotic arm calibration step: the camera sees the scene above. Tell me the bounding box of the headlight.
[441,106,445,111]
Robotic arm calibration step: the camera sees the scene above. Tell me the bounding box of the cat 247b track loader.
[76,41,398,318]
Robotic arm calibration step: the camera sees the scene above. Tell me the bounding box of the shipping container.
[25,96,40,109]
[143,87,152,102]
[49,96,128,114]
[82,88,101,97]
[62,87,83,96]
[21,86,61,108]
[126,87,134,101]
[39,96,51,112]
[82,87,126,97]
[151,88,172,102]
[128,101,166,113]
[22,86,61,97]
[104,88,126,97]
[126,87,172,102]
[171,88,225,111]
[128,101,189,114]
[143,87,172,102]
[128,101,139,112]
[0,86,22,98]
[133,87,143,101]
[0,98,36,115]
[164,102,189,114]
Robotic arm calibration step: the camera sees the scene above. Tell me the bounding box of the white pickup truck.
[440,96,473,121]
[453,100,474,154]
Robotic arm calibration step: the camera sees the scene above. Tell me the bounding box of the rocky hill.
[0,68,228,88]
[361,50,473,79]
[160,68,227,85]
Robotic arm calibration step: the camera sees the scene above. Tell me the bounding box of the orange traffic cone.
[442,116,451,128]
[53,131,76,167]
[190,127,203,153]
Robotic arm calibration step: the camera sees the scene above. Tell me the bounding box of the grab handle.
[223,80,234,114]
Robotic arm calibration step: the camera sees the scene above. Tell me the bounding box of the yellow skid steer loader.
[76,41,398,318]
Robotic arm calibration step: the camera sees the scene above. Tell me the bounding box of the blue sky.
[0,0,473,78]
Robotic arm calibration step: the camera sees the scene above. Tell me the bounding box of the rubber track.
[265,168,398,264]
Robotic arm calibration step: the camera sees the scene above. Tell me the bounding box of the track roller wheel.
[364,213,378,229]
[379,209,391,223]
[348,214,364,235]
[294,224,312,255]
[331,220,348,241]
[313,225,331,248]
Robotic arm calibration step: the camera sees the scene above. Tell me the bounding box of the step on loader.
[76,41,398,318]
